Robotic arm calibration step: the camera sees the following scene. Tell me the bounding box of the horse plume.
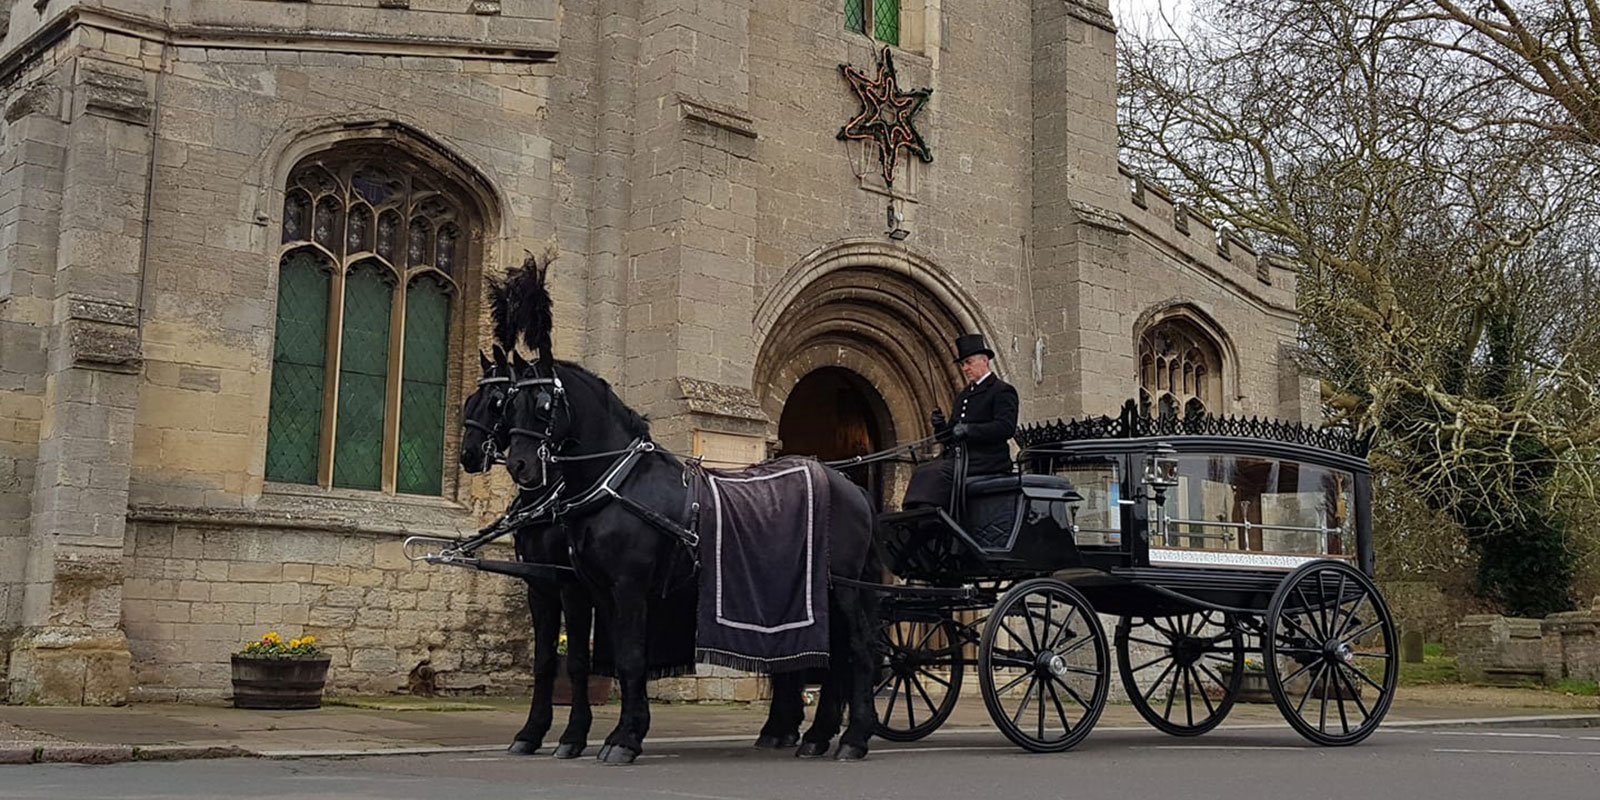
[510,250,555,365]
[487,266,520,352]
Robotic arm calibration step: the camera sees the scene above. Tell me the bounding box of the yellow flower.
[300,635,316,645]
[289,638,302,648]
[263,631,282,644]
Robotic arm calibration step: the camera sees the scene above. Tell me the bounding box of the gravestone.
[1401,629,1425,663]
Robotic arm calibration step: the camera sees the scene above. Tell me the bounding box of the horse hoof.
[507,740,541,755]
[596,744,613,762]
[795,741,829,759]
[775,733,800,749]
[600,745,639,765]
[834,743,868,762]
[554,743,585,759]
[756,733,798,749]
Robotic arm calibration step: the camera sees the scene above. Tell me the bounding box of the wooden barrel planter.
[231,654,331,709]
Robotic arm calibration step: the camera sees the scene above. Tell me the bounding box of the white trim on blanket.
[707,464,816,634]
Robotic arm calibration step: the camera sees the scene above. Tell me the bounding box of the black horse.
[459,344,597,758]
[459,346,812,757]
[501,350,881,764]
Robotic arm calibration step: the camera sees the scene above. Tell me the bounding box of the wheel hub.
[1171,635,1206,667]
[1326,639,1355,666]
[1037,651,1068,678]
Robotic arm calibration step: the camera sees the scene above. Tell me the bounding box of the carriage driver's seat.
[960,473,1079,550]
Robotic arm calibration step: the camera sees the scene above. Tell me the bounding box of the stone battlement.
[1118,164,1296,295]
[2,1,558,69]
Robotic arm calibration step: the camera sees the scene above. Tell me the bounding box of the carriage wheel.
[1116,610,1244,736]
[978,578,1109,753]
[874,613,965,742]
[1264,560,1397,746]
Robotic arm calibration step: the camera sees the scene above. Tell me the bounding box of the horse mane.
[555,359,651,439]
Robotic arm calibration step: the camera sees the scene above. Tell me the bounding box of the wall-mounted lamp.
[886,202,910,241]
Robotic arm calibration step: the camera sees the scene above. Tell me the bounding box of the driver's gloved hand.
[951,423,971,442]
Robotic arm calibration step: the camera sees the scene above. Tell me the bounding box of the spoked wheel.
[978,578,1109,753]
[1265,560,1397,746]
[1116,609,1244,736]
[874,613,966,741]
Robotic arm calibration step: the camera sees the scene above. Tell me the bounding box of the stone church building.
[0,0,1311,704]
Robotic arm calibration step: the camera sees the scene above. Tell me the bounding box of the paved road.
[7,725,1600,799]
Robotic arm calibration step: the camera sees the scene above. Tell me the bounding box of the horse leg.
[796,621,849,758]
[553,583,595,759]
[598,582,650,765]
[833,584,879,761]
[509,583,560,754]
[756,672,804,749]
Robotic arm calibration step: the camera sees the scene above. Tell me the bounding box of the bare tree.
[1119,0,1600,614]
[1406,0,1600,144]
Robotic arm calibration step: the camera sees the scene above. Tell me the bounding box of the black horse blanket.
[694,457,831,673]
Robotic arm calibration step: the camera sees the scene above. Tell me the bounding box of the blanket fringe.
[695,648,829,675]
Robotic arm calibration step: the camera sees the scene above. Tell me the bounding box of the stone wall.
[1456,600,1600,686]
[122,498,530,701]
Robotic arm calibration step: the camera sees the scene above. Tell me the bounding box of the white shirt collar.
[972,371,993,387]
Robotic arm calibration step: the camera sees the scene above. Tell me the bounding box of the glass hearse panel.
[1152,453,1355,561]
[1049,457,1124,548]
[1032,444,1361,569]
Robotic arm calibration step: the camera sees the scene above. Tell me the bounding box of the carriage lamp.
[1142,446,1180,545]
[1143,448,1180,490]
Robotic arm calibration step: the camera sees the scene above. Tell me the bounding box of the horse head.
[504,349,571,489]
[459,344,513,474]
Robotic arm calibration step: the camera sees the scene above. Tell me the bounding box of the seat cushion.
[965,473,1074,495]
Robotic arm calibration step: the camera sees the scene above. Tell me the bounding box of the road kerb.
[11,713,1600,764]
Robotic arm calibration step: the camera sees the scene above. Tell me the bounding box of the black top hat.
[953,333,995,362]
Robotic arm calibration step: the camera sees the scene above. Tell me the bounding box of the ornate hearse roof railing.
[1016,399,1371,459]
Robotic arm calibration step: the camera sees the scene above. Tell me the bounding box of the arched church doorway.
[752,241,999,511]
[776,367,886,509]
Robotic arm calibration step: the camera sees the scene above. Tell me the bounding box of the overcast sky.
[1111,0,1190,30]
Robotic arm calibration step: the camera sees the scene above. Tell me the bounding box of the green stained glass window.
[265,251,332,484]
[873,0,900,46]
[333,261,395,490]
[398,276,451,496]
[271,154,463,496]
[845,0,865,34]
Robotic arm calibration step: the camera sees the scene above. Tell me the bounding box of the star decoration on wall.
[838,47,933,187]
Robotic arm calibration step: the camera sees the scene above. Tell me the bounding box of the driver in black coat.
[903,334,1020,509]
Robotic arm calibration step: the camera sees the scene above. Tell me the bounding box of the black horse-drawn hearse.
[408,265,1393,763]
[870,400,1394,752]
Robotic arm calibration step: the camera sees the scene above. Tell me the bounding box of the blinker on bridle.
[464,373,513,465]
[507,366,568,488]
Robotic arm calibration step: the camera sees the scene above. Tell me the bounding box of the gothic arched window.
[1139,318,1224,420]
[265,148,466,496]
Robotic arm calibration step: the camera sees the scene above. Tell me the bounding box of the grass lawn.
[1397,644,1459,686]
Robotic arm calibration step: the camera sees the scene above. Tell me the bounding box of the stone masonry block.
[227,562,280,583]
